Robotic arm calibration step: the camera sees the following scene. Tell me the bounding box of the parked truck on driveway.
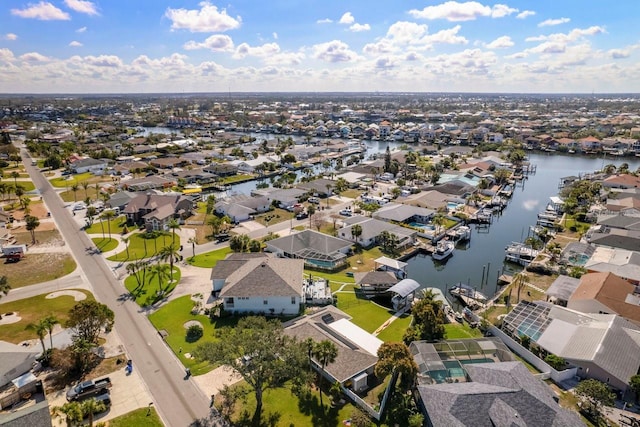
[66,377,112,401]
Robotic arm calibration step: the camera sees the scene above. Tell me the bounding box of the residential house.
[122,193,193,230]
[0,341,39,388]
[149,157,189,170]
[586,227,640,251]
[567,272,640,325]
[121,175,177,191]
[215,194,270,222]
[373,203,435,224]
[413,353,583,427]
[69,157,108,175]
[296,178,336,197]
[250,187,307,210]
[503,301,640,392]
[339,217,416,249]
[211,253,304,315]
[203,162,238,177]
[107,190,138,211]
[584,246,640,284]
[545,275,581,307]
[284,306,382,393]
[265,230,352,270]
[602,174,640,190]
[404,190,450,210]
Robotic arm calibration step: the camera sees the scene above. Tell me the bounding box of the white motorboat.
[505,242,539,266]
[432,239,454,261]
[449,283,487,303]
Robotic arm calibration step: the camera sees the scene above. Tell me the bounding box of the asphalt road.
[21,150,210,426]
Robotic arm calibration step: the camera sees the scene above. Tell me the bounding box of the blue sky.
[0,0,639,93]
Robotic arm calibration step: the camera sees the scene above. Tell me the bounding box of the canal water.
[406,153,640,301]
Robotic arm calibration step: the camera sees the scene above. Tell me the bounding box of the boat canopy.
[388,279,421,298]
[375,256,408,271]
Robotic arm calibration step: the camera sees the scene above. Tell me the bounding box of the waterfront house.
[602,174,640,190]
[503,301,640,393]
[251,187,307,210]
[122,192,193,230]
[586,227,640,252]
[373,202,435,224]
[211,253,304,316]
[339,217,416,249]
[354,271,399,297]
[265,230,351,270]
[283,306,382,394]
[545,275,581,307]
[215,194,270,223]
[296,178,336,197]
[567,271,640,326]
[584,246,640,284]
[149,157,189,169]
[203,162,238,177]
[121,175,177,191]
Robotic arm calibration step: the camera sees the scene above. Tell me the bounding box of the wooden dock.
[498,274,513,285]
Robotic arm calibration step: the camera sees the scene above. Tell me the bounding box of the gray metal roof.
[388,279,421,297]
[545,275,580,301]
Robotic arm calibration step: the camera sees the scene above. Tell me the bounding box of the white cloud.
[184,35,234,52]
[20,52,51,63]
[526,26,606,43]
[609,49,630,59]
[4,33,18,41]
[64,0,98,16]
[387,21,429,43]
[339,12,355,25]
[486,35,514,49]
[349,23,371,32]
[233,42,280,59]
[0,49,17,63]
[84,55,123,67]
[272,32,278,40]
[424,25,468,45]
[316,18,332,24]
[76,26,87,33]
[11,2,70,20]
[516,10,535,19]
[69,41,83,47]
[263,52,306,66]
[165,2,241,33]
[490,4,518,18]
[409,1,517,22]
[538,17,570,27]
[312,40,358,62]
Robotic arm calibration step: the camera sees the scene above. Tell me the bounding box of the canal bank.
[404,153,640,303]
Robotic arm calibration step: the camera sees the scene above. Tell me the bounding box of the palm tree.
[100,210,116,239]
[51,401,83,427]
[80,180,90,199]
[122,236,130,258]
[325,184,333,208]
[351,223,362,243]
[432,214,446,236]
[70,182,79,202]
[10,170,19,187]
[187,236,197,259]
[27,319,48,358]
[25,215,40,244]
[313,340,338,411]
[167,218,181,244]
[81,397,107,427]
[43,315,59,350]
[149,263,170,294]
[94,183,101,202]
[513,272,528,303]
[159,243,180,282]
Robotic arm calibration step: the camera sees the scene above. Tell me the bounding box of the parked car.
[308,197,320,204]
[66,377,112,401]
[216,233,230,243]
[296,212,308,220]
[339,209,353,216]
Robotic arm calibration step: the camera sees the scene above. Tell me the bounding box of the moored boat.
[432,239,455,261]
[449,283,487,303]
[505,242,539,266]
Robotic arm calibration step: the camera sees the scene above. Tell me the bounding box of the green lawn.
[148,295,239,375]
[444,322,483,339]
[13,181,36,191]
[335,289,394,334]
[376,314,412,342]
[107,232,179,261]
[0,290,94,344]
[187,246,232,268]
[49,173,93,188]
[2,253,76,289]
[124,265,181,307]
[228,382,355,427]
[84,215,127,235]
[340,189,362,199]
[108,407,163,427]
[253,208,292,227]
[220,174,253,184]
[91,237,118,252]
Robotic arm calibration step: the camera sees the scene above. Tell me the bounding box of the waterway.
[405,153,640,302]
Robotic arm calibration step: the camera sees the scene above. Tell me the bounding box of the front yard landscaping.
[148,295,239,375]
[91,237,118,252]
[107,232,179,261]
[124,265,182,307]
[108,407,163,427]
[84,215,127,234]
[0,290,94,343]
[444,322,484,339]
[187,247,232,268]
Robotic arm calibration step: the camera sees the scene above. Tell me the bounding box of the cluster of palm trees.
[51,396,107,427]
[26,314,59,361]
[304,338,338,412]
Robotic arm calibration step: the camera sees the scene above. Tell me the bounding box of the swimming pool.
[567,253,589,266]
[408,221,435,231]
[447,202,461,210]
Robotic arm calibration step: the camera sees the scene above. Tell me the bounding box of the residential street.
[20,148,211,426]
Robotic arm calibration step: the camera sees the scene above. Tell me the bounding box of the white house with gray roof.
[265,229,352,270]
[210,253,304,315]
